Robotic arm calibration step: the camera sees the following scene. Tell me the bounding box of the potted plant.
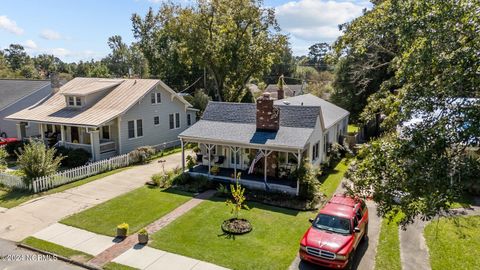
[116,223,129,238]
[138,228,149,244]
[210,165,220,175]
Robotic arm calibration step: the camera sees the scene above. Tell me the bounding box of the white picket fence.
[0,172,28,190]
[31,153,132,193]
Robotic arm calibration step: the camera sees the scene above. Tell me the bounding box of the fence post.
[33,179,37,193]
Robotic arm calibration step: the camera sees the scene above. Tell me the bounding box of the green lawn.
[374,212,403,270]
[348,124,359,133]
[149,197,315,270]
[319,159,349,199]
[21,237,93,263]
[104,262,139,270]
[61,186,193,236]
[0,167,131,209]
[424,216,480,270]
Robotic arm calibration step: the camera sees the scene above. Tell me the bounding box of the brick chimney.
[256,92,280,131]
[50,73,61,93]
[277,75,285,100]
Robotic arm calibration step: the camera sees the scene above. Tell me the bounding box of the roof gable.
[0,79,50,110]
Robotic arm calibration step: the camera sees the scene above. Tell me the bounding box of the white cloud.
[40,29,63,40]
[0,15,24,35]
[23,39,38,49]
[276,0,368,43]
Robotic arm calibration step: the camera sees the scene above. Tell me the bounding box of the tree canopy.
[338,0,480,224]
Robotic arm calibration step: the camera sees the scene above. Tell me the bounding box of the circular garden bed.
[221,218,252,235]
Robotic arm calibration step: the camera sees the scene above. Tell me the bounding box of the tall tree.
[307,42,331,71]
[132,0,287,101]
[5,44,29,71]
[341,0,480,224]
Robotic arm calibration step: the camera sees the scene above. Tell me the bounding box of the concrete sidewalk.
[0,151,189,242]
[33,223,229,270]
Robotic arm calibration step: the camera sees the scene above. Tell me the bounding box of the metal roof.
[6,77,193,127]
[0,79,51,111]
[275,94,349,129]
[61,80,123,96]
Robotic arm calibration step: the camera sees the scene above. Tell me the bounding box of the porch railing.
[100,140,116,153]
[61,142,92,153]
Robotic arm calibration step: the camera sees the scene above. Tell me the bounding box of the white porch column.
[230,146,240,179]
[60,125,66,145]
[180,139,185,172]
[89,129,100,161]
[296,149,301,196]
[15,123,26,140]
[262,150,272,190]
[39,124,44,140]
[207,144,212,177]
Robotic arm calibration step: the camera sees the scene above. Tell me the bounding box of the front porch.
[16,122,119,161]
[189,165,298,194]
[180,140,308,196]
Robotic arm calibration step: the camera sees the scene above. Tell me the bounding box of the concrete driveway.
[0,151,188,242]
[289,180,382,270]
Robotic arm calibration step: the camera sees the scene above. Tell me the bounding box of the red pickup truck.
[299,194,368,269]
[0,137,18,146]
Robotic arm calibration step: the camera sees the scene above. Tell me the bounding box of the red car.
[299,194,368,269]
[0,137,18,146]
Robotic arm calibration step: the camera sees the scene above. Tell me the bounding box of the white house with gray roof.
[178,92,349,195]
[0,79,52,139]
[7,77,197,161]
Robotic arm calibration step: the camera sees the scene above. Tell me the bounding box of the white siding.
[118,84,196,153]
[306,117,324,167]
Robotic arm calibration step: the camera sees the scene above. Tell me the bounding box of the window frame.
[169,114,175,129]
[175,112,180,128]
[151,91,162,104]
[154,116,160,126]
[187,114,192,126]
[102,125,111,140]
[128,119,143,139]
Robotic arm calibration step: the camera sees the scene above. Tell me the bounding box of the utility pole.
[203,66,207,90]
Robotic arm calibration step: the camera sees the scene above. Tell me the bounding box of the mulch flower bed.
[221,218,252,235]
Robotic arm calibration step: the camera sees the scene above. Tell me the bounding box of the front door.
[71,127,79,143]
[230,149,241,168]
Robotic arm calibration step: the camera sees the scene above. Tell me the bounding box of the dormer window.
[67,96,83,108]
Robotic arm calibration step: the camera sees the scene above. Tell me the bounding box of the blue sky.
[0,0,370,62]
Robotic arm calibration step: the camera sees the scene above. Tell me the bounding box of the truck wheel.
[362,223,369,242]
[345,249,356,270]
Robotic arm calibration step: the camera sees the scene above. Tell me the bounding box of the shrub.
[186,155,196,169]
[16,141,63,184]
[55,146,90,168]
[293,160,322,201]
[193,146,201,153]
[0,148,7,172]
[225,174,249,219]
[117,223,129,230]
[138,228,148,235]
[129,146,156,164]
[172,173,214,193]
[151,172,172,188]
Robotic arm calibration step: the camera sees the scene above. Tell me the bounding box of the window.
[67,96,82,107]
[154,116,160,126]
[102,126,110,140]
[175,112,180,128]
[136,119,143,137]
[128,119,143,138]
[151,92,162,104]
[187,114,192,126]
[169,114,174,129]
[313,142,319,160]
[128,121,135,139]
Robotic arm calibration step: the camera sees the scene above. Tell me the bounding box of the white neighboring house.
[178,91,349,195]
[0,79,52,138]
[6,77,197,161]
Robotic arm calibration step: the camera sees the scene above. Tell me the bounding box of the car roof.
[319,194,360,219]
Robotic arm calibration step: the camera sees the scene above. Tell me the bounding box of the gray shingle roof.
[180,100,324,149]
[179,120,313,149]
[275,94,349,129]
[0,79,51,110]
[202,101,321,128]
